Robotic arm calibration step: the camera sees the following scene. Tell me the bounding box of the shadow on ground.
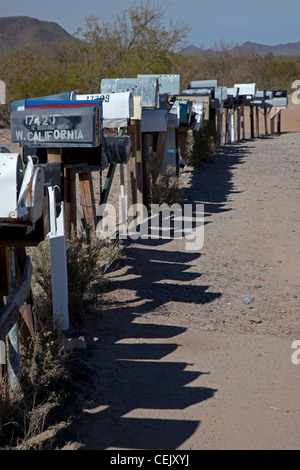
[54,141,253,450]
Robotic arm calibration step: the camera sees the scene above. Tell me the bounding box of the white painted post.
[0,80,5,104]
[48,187,69,331]
[119,164,127,237]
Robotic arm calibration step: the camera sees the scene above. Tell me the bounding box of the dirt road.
[62,104,300,450]
[1,102,300,450]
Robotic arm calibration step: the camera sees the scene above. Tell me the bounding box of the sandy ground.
[1,99,300,450]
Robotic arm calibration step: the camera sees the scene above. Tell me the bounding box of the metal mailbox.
[168,100,180,128]
[101,77,160,108]
[137,74,180,108]
[138,74,180,95]
[189,79,218,94]
[10,91,76,112]
[141,109,168,133]
[0,154,44,225]
[234,83,256,98]
[10,105,101,148]
[265,97,288,107]
[0,154,49,246]
[103,136,132,164]
[179,100,193,127]
[211,86,228,109]
[273,90,287,98]
[76,92,134,128]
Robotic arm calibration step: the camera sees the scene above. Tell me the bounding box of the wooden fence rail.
[0,255,32,342]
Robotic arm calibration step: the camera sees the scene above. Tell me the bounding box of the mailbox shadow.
[182,144,251,218]
[53,142,250,449]
[69,319,217,450]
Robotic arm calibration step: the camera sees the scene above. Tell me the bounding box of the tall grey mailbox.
[101,77,160,108]
[137,74,180,108]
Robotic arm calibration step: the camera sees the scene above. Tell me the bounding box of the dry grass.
[0,233,123,449]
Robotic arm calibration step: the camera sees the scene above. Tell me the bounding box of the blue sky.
[1,0,299,48]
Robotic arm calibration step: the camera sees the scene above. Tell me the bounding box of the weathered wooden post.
[277,110,281,134]
[6,249,20,389]
[264,106,268,136]
[79,171,97,233]
[256,107,260,137]
[250,105,254,139]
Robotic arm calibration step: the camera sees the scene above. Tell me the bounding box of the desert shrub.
[148,157,182,207]
[185,122,218,167]
[31,233,122,327]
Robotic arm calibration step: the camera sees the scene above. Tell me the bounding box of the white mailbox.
[0,154,45,227]
[234,83,256,98]
[76,92,134,128]
[226,87,239,99]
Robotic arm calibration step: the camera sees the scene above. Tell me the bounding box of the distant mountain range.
[0,16,299,58]
[0,16,74,55]
[181,40,300,56]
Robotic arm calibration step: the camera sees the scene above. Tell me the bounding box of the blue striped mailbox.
[11,100,102,148]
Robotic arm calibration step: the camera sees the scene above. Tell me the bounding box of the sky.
[0,0,300,48]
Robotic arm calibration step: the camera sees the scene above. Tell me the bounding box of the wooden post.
[47,148,62,164]
[270,116,275,134]
[250,106,254,139]
[135,120,143,208]
[0,247,10,381]
[79,172,97,234]
[177,127,188,160]
[64,167,77,238]
[0,247,11,296]
[256,107,260,137]
[242,104,245,140]
[126,122,138,224]
[264,107,268,136]
[237,106,241,142]
[224,109,229,144]
[217,109,223,145]
[277,110,281,134]
[155,132,166,175]
[15,247,35,343]
[141,133,149,209]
